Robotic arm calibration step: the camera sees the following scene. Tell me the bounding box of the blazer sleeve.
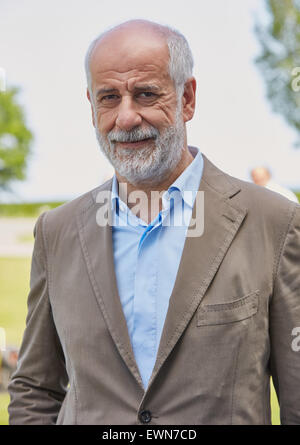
[270,203,300,425]
[7,212,69,425]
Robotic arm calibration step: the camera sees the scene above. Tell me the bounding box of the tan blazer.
[8,151,300,425]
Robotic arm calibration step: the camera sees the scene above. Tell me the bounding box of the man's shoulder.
[266,180,299,203]
[201,153,299,225]
[38,178,113,232]
[227,169,298,220]
[228,171,298,212]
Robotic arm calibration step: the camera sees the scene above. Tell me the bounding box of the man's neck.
[115,146,194,224]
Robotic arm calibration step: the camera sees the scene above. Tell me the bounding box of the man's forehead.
[90,27,169,75]
[90,52,171,93]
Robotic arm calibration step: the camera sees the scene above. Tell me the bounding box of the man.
[251,166,299,203]
[8,20,300,425]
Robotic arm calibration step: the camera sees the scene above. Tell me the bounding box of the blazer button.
[139,410,152,424]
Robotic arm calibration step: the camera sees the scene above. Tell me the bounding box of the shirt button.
[139,410,152,424]
[119,203,126,212]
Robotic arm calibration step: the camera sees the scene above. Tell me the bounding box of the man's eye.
[139,92,155,98]
[137,92,158,102]
[101,95,119,102]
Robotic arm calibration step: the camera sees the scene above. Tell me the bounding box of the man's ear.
[181,77,196,123]
[86,88,96,127]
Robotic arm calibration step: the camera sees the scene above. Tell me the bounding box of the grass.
[271,382,280,425]
[0,257,30,346]
[0,257,31,425]
[17,233,34,243]
[0,202,65,218]
[0,256,281,425]
[0,393,10,425]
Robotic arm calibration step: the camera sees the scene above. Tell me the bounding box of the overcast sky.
[1,0,300,202]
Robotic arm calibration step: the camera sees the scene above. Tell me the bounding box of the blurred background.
[1,0,300,425]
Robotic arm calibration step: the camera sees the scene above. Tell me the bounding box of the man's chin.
[115,162,173,187]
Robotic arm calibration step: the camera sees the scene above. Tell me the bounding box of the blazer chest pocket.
[197,290,259,326]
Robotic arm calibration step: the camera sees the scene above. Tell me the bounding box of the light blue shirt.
[111,147,204,389]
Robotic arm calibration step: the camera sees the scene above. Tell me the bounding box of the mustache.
[108,126,159,143]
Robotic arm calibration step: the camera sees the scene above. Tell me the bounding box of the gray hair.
[84,20,194,102]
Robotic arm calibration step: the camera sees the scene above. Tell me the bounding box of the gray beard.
[95,108,185,186]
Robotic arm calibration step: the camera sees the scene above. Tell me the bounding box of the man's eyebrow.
[95,85,161,99]
[133,84,161,93]
[96,88,119,98]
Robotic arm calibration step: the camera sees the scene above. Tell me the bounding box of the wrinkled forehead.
[89,28,170,81]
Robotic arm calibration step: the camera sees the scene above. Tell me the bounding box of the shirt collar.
[165,146,203,207]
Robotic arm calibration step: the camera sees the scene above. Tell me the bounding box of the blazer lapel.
[76,180,144,391]
[146,154,248,392]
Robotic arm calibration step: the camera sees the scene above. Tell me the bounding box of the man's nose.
[115,97,142,131]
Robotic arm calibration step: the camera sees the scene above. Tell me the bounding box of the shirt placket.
[131,214,162,389]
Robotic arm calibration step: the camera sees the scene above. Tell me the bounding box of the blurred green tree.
[0,87,32,191]
[255,0,300,145]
